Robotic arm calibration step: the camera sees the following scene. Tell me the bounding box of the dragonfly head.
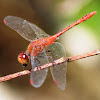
[18,51,29,67]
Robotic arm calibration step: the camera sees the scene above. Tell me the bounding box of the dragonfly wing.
[4,16,49,41]
[46,42,67,90]
[29,22,49,39]
[30,47,49,88]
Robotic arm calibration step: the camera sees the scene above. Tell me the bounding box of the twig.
[0,49,100,82]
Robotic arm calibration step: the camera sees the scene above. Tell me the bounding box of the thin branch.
[0,49,100,82]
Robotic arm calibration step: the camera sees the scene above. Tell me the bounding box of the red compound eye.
[18,51,29,67]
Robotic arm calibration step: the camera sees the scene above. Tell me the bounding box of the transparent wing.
[30,47,49,88]
[4,16,49,41]
[46,42,67,90]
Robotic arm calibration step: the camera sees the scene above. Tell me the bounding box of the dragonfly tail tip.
[92,11,97,14]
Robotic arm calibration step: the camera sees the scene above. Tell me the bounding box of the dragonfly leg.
[34,58,42,70]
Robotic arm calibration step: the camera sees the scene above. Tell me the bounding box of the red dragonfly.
[4,11,96,90]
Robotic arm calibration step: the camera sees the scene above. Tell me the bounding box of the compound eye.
[22,54,27,59]
[18,51,29,66]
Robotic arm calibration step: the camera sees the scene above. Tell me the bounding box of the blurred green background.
[0,0,100,100]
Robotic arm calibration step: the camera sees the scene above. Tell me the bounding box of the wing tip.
[55,80,66,90]
[4,20,6,24]
[55,80,58,85]
[3,16,10,24]
[30,80,34,85]
[30,79,43,88]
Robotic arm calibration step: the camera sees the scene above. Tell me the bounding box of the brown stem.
[0,49,100,82]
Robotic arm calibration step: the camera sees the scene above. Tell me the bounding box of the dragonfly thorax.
[27,38,48,57]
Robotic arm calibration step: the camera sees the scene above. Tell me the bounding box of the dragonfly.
[3,11,96,90]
